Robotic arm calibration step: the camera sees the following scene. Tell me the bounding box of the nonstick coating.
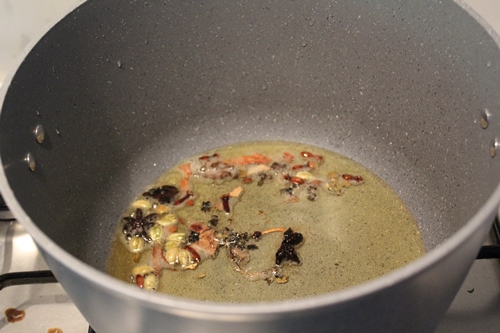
[1,0,500,332]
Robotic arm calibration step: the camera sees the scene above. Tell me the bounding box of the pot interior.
[1,0,500,274]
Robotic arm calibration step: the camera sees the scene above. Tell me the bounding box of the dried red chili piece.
[292,160,318,170]
[174,191,193,206]
[221,194,230,213]
[290,176,304,185]
[282,152,294,163]
[184,245,201,263]
[279,187,294,196]
[283,228,303,245]
[189,222,209,233]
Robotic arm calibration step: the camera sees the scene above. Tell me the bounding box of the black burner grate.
[0,270,57,290]
[0,199,15,222]
[476,216,500,259]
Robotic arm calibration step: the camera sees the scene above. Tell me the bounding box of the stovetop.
[1,0,500,332]
[0,221,87,333]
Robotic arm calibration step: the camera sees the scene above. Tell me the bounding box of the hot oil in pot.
[106,141,425,302]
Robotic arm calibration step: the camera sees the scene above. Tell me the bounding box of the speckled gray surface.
[2,0,499,266]
[1,1,500,332]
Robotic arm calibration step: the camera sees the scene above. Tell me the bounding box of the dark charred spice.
[257,173,272,186]
[270,162,287,170]
[221,194,231,213]
[201,201,212,212]
[224,230,248,250]
[143,185,179,204]
[116,146,371,290]
[208,215,219,226]
[247,244,259,250]
[257,173,267,186]
[188,231,200,243]
[210,161,222,168]
[220,171,234,180]
[279,187,294,196]
[307,185,318,201]
[206,161,235,181]
[251,231,263,240]
[174,191,193,206]
[275,228,303,265]
[276,243,300,265]
[122,208,158,242]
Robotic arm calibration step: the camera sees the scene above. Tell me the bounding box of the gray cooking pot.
[1,0,500,332]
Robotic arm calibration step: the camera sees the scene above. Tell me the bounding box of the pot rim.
[1,0,500,318]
